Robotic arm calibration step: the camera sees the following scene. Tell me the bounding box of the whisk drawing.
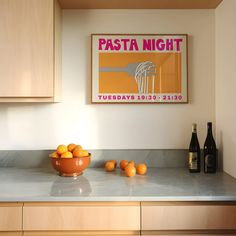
[99,61,157,94]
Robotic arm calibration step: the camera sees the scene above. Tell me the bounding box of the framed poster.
[91,34,188,104]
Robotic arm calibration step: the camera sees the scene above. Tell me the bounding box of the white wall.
[0,10,215,150]
[216,0,236,178]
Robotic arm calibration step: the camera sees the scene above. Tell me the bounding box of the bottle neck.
[207,123,213,136]
[192,124,197,133]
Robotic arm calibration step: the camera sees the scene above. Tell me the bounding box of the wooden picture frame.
[91,34,188,104]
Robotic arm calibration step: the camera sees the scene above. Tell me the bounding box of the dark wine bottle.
[204,122,217,173]
[188,123,201,173]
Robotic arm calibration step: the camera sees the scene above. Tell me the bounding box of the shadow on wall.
[0,103,59,150]
[218,130,223,171]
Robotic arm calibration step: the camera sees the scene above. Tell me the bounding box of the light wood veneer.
[0,203,23,231]
[0,233,22,236]
[58,0,223,9]
[142,230,236,235]
[0,0,53,97]
[23,202,140,231]
[0,0,61,102]
[24,231,139,235]
[142,202,236,230]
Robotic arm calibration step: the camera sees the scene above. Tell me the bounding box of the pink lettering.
[143,39,151,50]
[130,39,138,51]
[166,39,173,51]
[114,39,121,51]
[105,39,114,51]
[98,38,106,50]
[121,39,129,51]
[156,39,165,51]
[142,38,184,51]
[174,38,183,51]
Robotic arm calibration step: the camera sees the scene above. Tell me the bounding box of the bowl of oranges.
[49,144,91,177]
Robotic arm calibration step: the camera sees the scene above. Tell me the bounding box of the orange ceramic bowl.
[51,154,91,177]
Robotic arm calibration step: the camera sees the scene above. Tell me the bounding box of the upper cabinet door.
[0,0,61,101]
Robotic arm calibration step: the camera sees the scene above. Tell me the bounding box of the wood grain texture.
[53,0,62,102]
[0,205,22,231]
[23,202,140,206]
[0,0,54,97]
[142,230,236,235]
[142,205,236,230]
[0,97,56,102]
[142,232,236,236]
[58,0,223,9]
[141,201,236,206]
[23,205,140,231]
[0,203,22,207]
[24,231,140,235]
[0,233,22,236]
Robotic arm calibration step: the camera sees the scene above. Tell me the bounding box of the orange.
[128,160,136,167]
[73,149,89,157]
[73,148,83,157]
[67,143,77,152]
[120,160,129,171]
[57,145,68,155]
[125,164,136,177]
[105,161,115,172]
[61,151,73,158]
[49,151,59,158]
[81,150,89,157]
[109,160,117,168]
[74,145,82,151]
[136,163,147,175]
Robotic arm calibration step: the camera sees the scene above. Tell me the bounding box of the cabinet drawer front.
[0,205,22,231]
[142,204,236,230]
[24,231,139,236]
[0,233,22,236]
[23,204,140,231]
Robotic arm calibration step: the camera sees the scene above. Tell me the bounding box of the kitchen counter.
[0,167,236,202]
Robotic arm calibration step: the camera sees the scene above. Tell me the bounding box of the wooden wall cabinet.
[0,0,61,102]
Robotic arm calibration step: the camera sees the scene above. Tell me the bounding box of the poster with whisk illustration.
[91,34,188,103]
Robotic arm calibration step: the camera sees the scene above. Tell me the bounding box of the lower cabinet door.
[23,202,140,231]
[142,202,236,231]
[0,203,23,232]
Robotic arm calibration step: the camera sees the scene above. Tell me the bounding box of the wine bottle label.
[189,152,198,170]
[205,154,215,172]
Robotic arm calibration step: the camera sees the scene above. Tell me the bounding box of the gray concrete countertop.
[0,167,236,202]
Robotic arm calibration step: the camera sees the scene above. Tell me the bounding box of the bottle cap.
[207,122,212,128]
[192,123,197,133]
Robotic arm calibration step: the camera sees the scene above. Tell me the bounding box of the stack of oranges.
[49,144,89,159]
[105,159,147,177]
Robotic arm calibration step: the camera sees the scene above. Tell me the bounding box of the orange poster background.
[99,52,181,94]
